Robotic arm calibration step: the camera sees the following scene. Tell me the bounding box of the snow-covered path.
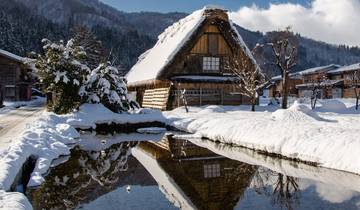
[0,102,45,155]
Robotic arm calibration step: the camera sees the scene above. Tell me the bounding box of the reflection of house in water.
[134,135,258,210]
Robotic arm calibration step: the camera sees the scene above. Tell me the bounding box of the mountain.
[2,0,360,76]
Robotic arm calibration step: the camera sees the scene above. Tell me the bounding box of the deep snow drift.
[165,100,360,175]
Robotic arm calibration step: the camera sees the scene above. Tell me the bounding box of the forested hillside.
[1,0,360,76]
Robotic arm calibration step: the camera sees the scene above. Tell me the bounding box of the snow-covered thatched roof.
[126,6,258,86]
[0,49,26,63]
[328,63,360,74]
[298,64,340,75]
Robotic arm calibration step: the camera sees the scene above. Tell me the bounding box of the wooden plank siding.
[190,24,231,56]
[142,87,171,110]
[168,82,250,109]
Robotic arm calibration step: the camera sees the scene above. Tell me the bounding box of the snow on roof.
[126,7,259,85]
[298,64,340,75]
[126,8,206,85]
[328,63,360,74]
[171,75,239,82]
[296,79,344,88]
[0,49,25,63]
[271,72,302,81]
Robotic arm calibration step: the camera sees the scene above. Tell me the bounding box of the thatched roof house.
[126,6,259,110]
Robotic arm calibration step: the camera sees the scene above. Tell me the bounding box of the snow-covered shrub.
[80,62,138,113]
[36,39,90,114]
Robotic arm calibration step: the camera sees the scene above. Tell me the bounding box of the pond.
[27,132,360,210]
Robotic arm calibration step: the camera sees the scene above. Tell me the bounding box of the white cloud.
[229,0,360,47]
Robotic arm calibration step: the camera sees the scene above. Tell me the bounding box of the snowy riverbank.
[165,99,360,175]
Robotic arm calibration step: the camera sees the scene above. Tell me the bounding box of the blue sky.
[99,0,309,13]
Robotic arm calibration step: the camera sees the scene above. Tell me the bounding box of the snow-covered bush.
[80,62,138,113]
[36,39,90,114]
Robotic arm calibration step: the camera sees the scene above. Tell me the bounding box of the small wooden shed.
[126,7,260,110]
[0,49,32,102]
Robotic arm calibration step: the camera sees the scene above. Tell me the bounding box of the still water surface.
[28,132,360,210]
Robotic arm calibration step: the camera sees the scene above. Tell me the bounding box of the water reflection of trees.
[252,168,300,210]
[28,141,138,210]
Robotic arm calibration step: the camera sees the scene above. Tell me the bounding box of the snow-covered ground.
[0,97,45,115]
[165,99,360,175]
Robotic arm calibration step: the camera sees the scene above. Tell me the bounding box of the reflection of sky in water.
[77,186,177,210]
[236,172,360,209]
[304,180,360,204]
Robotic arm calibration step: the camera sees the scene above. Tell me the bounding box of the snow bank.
[165,101,360,175]
[272,101,326,122]
[3,97,46,109]
[63,103,167,129]
[0,191,32,210]
[0,97,46,115]
[0,113,79,190]
[319,99,348,112]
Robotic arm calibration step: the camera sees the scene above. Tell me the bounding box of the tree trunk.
[355,88,359,110]
[282,72,290,109]
[250,95,256,112]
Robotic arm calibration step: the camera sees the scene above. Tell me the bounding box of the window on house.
[203,57,220,72]
[5,85,15,98]
[204,164,220,178]
[345,74,353,81]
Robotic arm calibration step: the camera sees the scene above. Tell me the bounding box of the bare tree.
[309,73,330,109]
[272,174,300,210]
[350,70,360,110]
[252,169,300,210]
[267,28,298,109]
[226,47,266,111]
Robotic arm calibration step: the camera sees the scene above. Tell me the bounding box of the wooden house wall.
[0,56,31,101]
[0,55,31,101]
[343,88,360,98]
[169,82,250,109]
[272,79,302,97]
[162,22,236,78]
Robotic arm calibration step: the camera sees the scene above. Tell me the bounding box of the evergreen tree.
[73,26,106,69]
[36,38,90,114]
[80,62,138,113]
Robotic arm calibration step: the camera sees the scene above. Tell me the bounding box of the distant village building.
[268,63,360,99]
[0,49,32,102]
[295,64,341,98]
[268,73,303,98]
[125,7,260,110]
[327,63,360,98]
